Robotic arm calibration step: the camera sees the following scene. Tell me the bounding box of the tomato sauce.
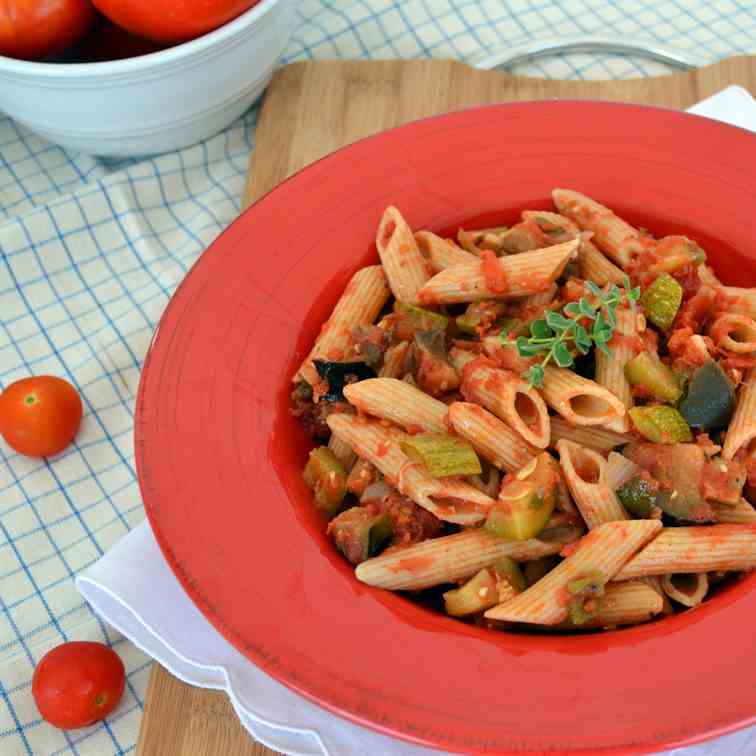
[480,249,508,294]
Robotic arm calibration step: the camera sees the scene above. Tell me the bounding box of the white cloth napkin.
[77,86,756,756]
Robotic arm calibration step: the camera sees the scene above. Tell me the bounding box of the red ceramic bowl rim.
[136,100,756,755]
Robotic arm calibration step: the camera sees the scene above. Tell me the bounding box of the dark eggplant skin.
[678,360,735,430]
[313,360,377,402]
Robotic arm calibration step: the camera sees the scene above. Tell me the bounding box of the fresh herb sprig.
[503,276,641,388]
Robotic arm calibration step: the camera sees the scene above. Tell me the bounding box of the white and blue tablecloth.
[2,2,756,754]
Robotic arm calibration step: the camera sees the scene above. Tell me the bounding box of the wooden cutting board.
[135,56,756,756]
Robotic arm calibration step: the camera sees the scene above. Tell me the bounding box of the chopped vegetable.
[639,273,682,331]
[616,473,665,517]
[629,405,692,444]
[484,453,557,540]
[701,458,746,506]
[443,568,499,616]
[678,359,735,430]
[394,301,450,332]
[413,330,460,396]
[494,557,526,594]
[624,351,682,403]
[327,507,393,565]
[523,556,560,586]
[566,570,606,625]
[455,301,507,335]
[303,446,348,518]
[313,360,376,402]
[400,433,482,477]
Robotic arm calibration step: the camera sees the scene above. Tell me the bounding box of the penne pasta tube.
[328,433,357,470]
[379,340,410,379]
[722,285,756,319]
[659,573,709,608]
[416,239,579,305]
[549,416,631,453]
[723,368,756,460]
[541,366,627,427]
[327,414,492,525]
[614,524,756,579]
[714,497,756,524]
[708,313,756,354]
[294,265,390,385]
[355,528,577,591]
[376,206,431,305]
[484,520,662,624]
[552,188,646,269]
[605,451,641,491]
[449,346,477,372]
[447,401,539,472]
[595,306,637,433]
[460,362,550,448]
[343,378,448,433]
[557,440,628,528]
[415,230,478,272]
[697,265,721,287]
[521,210,625,286]
[561,580,664,628]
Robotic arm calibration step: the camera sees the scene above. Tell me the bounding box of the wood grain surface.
[136,56,756,756]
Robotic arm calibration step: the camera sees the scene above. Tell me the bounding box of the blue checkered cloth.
[2,2,756,754]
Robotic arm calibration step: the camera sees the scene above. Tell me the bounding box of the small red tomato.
[0,0,96,61]
[33,642,125,729]
[0,376,82,457]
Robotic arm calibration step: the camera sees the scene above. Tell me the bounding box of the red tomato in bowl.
[0,0,96,61]
[33,642,125,729]
[91,0,263,44]
[0,375,82,457]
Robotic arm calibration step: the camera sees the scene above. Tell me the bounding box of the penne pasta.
[484,520,662,624]
[521,209,625,286]
[605,451,640,491]
[614,525,756,579]
[327,414,493,525]
[708,313,756,354]
[595,306,637,433]
[549,416,631,453]
[447,402,539,472]
[415,230,478,272]
[378,340,410,379]
[460,362,550,448]
[557,440,628,529]
[723,368,756,460]
[552,188,646,269]
[714,497,756,524]
[659,573,709,608]
[343,378,448,433]
[294,265,390,385]
[355,528,576,591]
[416,239,579,305]
[327,433,357,470]
[376,206,431,305]
[722,285,756,319]
[541,365,627,427]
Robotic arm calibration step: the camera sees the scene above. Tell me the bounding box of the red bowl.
[136,101,756,754]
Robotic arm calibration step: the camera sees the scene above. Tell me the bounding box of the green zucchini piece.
[400,433,482,477]
[303,446,348,518]
[395,302,450,332]
[640,273,683,331]
[413,330,460,396]
[494,557,526,594]
[567,570,606,625]
[443,568,499,616]
[484,453,557,541]
[678,359,735,430]
[629,405,692,444]
[624,351,682,403]
[328,507,394,565]
[616,473,665,517]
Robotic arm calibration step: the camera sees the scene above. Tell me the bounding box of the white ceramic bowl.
[0,0,295,157]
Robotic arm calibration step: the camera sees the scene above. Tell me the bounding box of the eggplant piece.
[327,507,394,565]
[413,330,460,396]
[678,360,735,430]
[313,359,376,402]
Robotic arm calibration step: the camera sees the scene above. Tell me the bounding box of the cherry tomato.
[91,0,262,44]
[0,376,82,457]
[0,0,96,61]
[33,642,125,729]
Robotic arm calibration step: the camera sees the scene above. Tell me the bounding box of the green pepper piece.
[616,473,665,517]
[567,570,606,625]
[443,568,499,616]
[523,556,560,586]
[327,507,394,565]
[484,453,557,541]
[400,433,482,477]
[494,557,526,594]
[678,360,735,430]
[624,351,683,403]
[640,273,683,331]
[629,405,692,444]
[394,302,449,332]
[303,446,348,518]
